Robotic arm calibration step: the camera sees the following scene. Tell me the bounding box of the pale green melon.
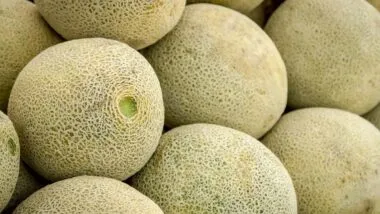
[262,108,380,214]
[34,0,186,50]
[265,0,380,115]
[8,38,164,182]
[0,0,62,111]
[0,111,20,212]
[3,162,44,212]
[130,123,297,214]
[13,176,164,214]
[143,4,288,138]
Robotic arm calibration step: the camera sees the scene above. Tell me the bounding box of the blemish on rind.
[7,138,16,156]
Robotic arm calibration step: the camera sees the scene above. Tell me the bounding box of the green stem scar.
[8,138,16,156]
[119,97,137,118]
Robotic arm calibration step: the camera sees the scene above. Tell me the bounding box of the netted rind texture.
[3,162,44,212]
[0,0,62,112]
[264,0,380,115]
[8,38,165,182]
[0,111,20,212]
[13,175,164,214]
[129,123,297,214]
[143,4,287,138]
[262,108,380,214]
[364,104,380,130]
[34,0,186,50]
[186,0,263,14]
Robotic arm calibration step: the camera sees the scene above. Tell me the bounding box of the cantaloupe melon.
[129,123,297,214]
[264,0,380,115]
[13,175,164,214]
[364,104,380,130]
[3,162,44,212]
[262,108,380,214]
[7,38,165,182]
[143,4,288,138]
[0,111,20,212]
[34,0,186,50]
[0,0,62,112]
[368,0,380,10]
[187,0,263,14]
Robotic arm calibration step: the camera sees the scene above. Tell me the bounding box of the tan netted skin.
[3,162,44,212]
[265,0,380,115]
[0,111,20,212]
[187,0,263,14]
[364,104,380,130]
[13,175,164,214]
[130,123,297,214]
[0,0,62,112]
[8,38,165,182]
[262,108,380,214]
[143,4,288,138]
[368,0,380,10]
[34,0,185,50]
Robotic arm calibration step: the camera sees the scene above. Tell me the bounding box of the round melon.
[368,0,380,10]
[187,0,263,14]
[7,38,165,182]
[3,162,44,212]
[264,0,380,115]
[13,175,164,214]
[262,108,380,214]
[0,111,20,212]
[129,123,297,214]
[0,0,62,112]
[34,0,186,50]
[364,104,380,130]
[143,3,288,138]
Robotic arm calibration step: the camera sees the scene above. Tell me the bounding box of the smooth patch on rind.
[8,38,164,182]
[34,0,186,50]
[130,123,297,214]
[262,108,380,214]
[143,4,288,138]
[264,0,380,115]
[0,111,20,212]
[13,176,164,214]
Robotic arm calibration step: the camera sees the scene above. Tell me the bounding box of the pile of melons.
[0,0,379,213]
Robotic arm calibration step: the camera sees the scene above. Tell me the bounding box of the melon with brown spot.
[143,4,288,138]
[34,0,186,50]
[13,175,164,214]
[364,103,380,130]
[265,0,380,115]
[262,108,380,214]
[7,38,164,182]
[187,0,263,14]
[129,123,297,214]
[0,0,62,112]
[0,111,20,212]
